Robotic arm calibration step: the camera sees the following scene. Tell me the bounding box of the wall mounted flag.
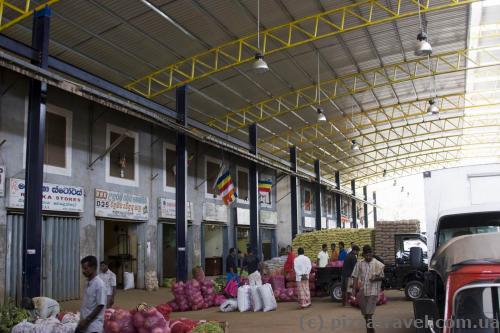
[258,179,272,195]
[216,169,237,205]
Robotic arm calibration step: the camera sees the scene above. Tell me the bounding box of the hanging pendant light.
[317,107,326,122]
[415,32,432,56]
[253,0,269,74]
[351,140,360,152]
[253,53,269,73]
[427,99,439,115]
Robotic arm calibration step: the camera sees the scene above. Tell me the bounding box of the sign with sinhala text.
[0,166,5,197]
[95,189,149,221]
[158,198,193,220]
[203,202,228,223]
[7,178,84,212]
[260,210,277,225]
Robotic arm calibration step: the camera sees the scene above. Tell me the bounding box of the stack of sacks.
[104,308,135,333]
[374,220,420,264]
[199,280,216,307]
[292,228,375,261]
[185,280,205,310]
[170,282,190,312]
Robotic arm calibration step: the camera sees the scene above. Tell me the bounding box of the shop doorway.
[261,228,277,260]
[162,223,176,278]
[203,224,226,276]
[236,226,250,266]
[102,220,142,289]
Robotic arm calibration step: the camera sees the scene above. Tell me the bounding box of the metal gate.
[42,217,80,301]
[5,215,80,303]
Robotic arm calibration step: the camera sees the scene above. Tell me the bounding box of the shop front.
[235,207,250,259]
[95,189,148,289]
[201,202,228,276]
[157,198,194,282]
[5,179,83,303]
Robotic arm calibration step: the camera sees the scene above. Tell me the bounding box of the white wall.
[204,225,223,257]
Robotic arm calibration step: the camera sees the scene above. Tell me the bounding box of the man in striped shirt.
[352,245,384,333]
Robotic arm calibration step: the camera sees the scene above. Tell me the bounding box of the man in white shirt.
[346,242,355,254]
[99,261,117,308]
[77,255,107,333]
[317,244,330,268]
[294,247,312,309]
[21,296,60,320]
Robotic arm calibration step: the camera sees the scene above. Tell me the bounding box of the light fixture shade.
[427,99,439,115]
[351,140,360,152]
[415,32,432,56]
[317,108,326,122]
[252,53,269,74]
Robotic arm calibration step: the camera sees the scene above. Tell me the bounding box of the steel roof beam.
[0,0,59,32]
[126,0,477,96]
[209,46,499,133]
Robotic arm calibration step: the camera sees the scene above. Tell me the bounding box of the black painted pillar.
[23,6,51,299]
[314,160,322,231]
[335,171,341,228]
[175,86,188,282]
[373,191,378,225]
[363,186,369,228]
[351,180,357,228]
[249,124,261,259]
[290,146,298,239]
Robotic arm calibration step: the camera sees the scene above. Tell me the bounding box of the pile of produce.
[163,278,176,288]
[212,277,226,294]
[105,308,135,333]
[0,300,30,332]
[11,312,80,333]
[292,228,375,261]
[156,304,173,321]
[131,305,169,333]
[262,256,287,276]
[191,321,225,333]
[168,268,228,312]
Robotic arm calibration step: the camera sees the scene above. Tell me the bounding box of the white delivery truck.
[423,164,500,258]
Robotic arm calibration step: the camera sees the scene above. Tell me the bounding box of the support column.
[23,7,51,299]
[373,191,378,225]
[351,180,357,229]
[249,124,261,259]
[290,146,298,239]
[314,160,322,231]
[335,171,341,228]
[363,186,369,228]
[175,86,188,282]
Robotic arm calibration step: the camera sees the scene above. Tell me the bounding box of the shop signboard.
[0,165,5,197]
[260,210,277,225]
[203,202,227,223]
[95,189,149,221]
[7,178,84,212]
[327,219,336,229]
[158,198,193,220]
[236,207,250,225]
[304,216,315,228]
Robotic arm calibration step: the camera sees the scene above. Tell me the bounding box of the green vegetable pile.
[0,299,30,332]
[192,321,225,333]
[213,276,226,293]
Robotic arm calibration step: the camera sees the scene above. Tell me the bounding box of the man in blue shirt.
[338,241,348,261]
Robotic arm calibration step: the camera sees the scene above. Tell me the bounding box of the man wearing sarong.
[294,247,312,309]
[352,245,384,333]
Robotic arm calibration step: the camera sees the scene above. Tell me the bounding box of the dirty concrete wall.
[0,69,281,300]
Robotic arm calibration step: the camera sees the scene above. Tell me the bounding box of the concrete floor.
[60,289,415,333]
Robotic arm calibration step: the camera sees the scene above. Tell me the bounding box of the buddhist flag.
[216,169,237,205]
[258,179,272,195]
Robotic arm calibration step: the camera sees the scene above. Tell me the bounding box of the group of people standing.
[225,247,263,286]
[285,243,384,333]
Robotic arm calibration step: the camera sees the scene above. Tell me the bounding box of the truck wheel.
[405,281,424,300]
[330,282,343,302]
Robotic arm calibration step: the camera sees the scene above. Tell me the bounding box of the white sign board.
[158,198,193,220]
[260,210,277,225]
[327,219,336,229]
[304,216,315,228]
[321,217,327,229]
[203,202,228,223]
[95,189,149,221]
[236,207,250,225]
[0,166,5,197]
[7,178,84,212]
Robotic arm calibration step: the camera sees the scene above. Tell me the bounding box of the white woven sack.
[250,286,263,312]
[123,271,135,290]
[237,285,252,312]
[258,283,277,312]
[219,299,238,312]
